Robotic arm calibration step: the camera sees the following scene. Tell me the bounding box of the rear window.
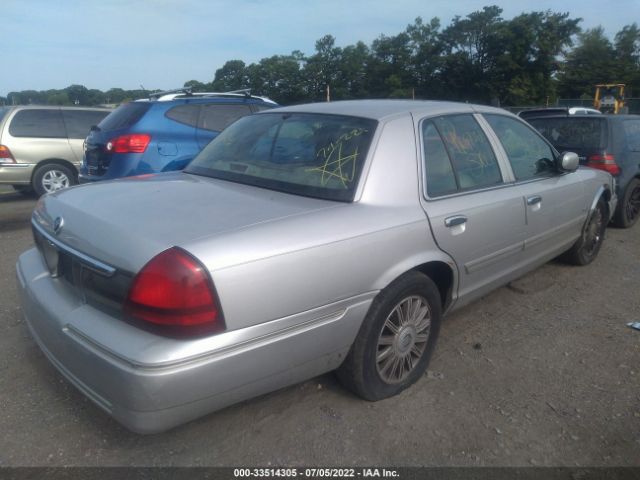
[62,109,110,139]
[528,117,606,150]
[9,109,66,138]
[186,112,377,202]
[98,102,151,131]
[623,120,640,152]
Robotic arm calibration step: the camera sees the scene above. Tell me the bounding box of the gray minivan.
[0,106,110,196]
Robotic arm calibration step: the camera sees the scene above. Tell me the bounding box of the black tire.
[11,185,34,196]
[337,271,442,401]
[564,197,607,266]
[32,163,77,197]
[612,178,640,228]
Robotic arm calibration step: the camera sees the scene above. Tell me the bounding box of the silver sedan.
[17,100,616,433]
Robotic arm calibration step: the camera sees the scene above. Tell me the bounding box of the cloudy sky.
[3,0,638,96]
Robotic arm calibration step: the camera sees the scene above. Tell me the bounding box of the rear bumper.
[17,248,369,433]
[0,162,35,185]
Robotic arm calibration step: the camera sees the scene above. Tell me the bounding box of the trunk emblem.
[53,217,64,235]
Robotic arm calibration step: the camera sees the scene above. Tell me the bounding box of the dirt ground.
[0,184,639,467]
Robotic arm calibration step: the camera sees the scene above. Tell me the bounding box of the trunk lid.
[35,171,339,273]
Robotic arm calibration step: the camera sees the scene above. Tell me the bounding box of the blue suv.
[79,89,277,182]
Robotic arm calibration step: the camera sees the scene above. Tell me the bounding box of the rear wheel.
[564,197,607,265]
[337,271,441,401]
[612,178,640,228]
[32,163,77,196]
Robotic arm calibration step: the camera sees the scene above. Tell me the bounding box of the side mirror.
[558,151,579,172]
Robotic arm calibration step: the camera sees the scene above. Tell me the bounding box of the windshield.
[528,117,607,151]
[185,112,377,202]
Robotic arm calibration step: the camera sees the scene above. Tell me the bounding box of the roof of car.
[268,100,509,121]
[525,113,639,121]
[1,105,111,111]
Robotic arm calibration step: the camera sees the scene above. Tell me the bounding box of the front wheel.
[337,271,442,401]
[32,163,77,196]
[563,197,607,266]
[612,178,640,228]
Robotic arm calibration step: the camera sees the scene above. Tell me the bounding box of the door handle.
[445,215,468,227]
[527,195,542,206]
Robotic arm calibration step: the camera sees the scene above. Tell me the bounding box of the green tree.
[47,92,70,105]
[439,6,506,102]
[499,11,580,105]
[366,32,413,98]
[64,84,90,105]
[558,27,617,98]
[211,60,248,91]
[247,53,306,103]
[183,79,210,92]
[304,35,343,100]
[614,23,640,94]
[405,16,443,98]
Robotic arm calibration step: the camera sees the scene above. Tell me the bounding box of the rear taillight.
[106,134,151,154]
[587,153,620,176]
[0,145,15,162]
[124,247,224,333]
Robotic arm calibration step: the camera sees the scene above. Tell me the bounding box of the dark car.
[524,112,640,227]
[79,89,277,183]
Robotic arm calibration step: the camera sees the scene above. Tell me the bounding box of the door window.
[9,109,66,138]
[198,104,253,132]
[62,110,110,139]
[485,114,556,180]
[432,114,502,191]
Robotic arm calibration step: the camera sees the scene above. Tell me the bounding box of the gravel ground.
[0,184,639,467]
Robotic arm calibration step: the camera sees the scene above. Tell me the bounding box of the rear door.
[419,113,527,304]
[61,109,110,163]
[483,114,586,260]
[6,108,72,164]
[196,103,253,149]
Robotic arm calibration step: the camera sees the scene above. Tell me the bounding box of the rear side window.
[422,121,457,197]
[198,104,253,132]
[528,117,606,150]
[484,114,556,180]
[623,120,640,152]
[62,110,110,139]
[98,102,151,131]
[165,104,200,127]
[9,109,66,138]
[432,114,502,191]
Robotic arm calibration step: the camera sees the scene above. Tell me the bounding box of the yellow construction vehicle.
[594,84,626,114]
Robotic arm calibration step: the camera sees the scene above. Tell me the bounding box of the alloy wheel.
[376,295,431,384]
[41,170,70,193]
